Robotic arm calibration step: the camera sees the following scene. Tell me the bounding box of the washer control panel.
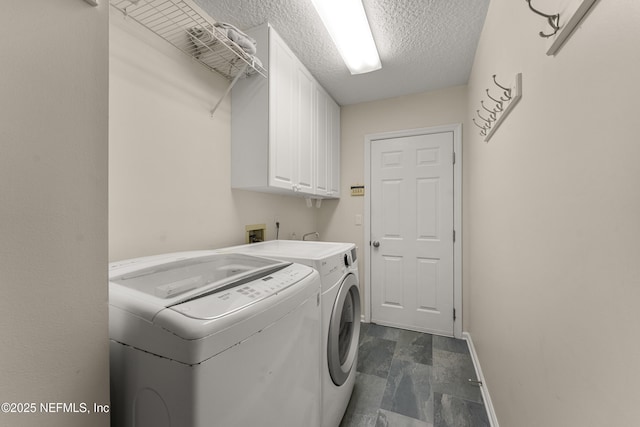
[169,264,314,320]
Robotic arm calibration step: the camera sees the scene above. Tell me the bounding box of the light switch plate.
[351,186,365,197]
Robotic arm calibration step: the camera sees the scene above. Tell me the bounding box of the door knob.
[372,241,380,248]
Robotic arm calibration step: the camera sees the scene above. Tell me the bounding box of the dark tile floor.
[340,323,490,427]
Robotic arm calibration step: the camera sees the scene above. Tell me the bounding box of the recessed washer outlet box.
[245,224,266,243]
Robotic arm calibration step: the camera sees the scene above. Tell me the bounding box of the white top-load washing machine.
[219,241,361,427]
[108,251,322,427]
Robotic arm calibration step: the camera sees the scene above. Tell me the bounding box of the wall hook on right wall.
[525,0,560,38]
[525,0,601,56]
[476,73,523,143]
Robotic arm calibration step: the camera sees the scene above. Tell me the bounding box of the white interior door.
[369,131,455,336]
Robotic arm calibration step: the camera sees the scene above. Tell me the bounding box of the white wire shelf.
[110,0,267,81]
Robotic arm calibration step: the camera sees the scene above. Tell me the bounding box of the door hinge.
[453,230,456,242]
[453,152,456,165]
[453,308,457,321]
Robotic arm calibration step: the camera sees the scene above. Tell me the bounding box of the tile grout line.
[350,325,490,427]
[370,327,433,425]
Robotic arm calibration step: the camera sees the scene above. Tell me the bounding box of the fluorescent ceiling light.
[310,0,381,75]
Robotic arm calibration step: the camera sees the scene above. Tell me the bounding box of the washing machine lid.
[109,252,291,321]
[221,241,355,261]
[109,252,320,364]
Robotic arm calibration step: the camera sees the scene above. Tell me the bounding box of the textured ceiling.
[194,0,490,105]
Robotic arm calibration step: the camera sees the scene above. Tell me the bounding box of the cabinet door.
[328,99,341,197]
[315,87,329,197]
[296,64,315,194]
[269,31,297,191]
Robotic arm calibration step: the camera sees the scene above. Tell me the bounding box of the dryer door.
[327,273,361,386]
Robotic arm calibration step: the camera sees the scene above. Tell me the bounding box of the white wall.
[0,1,109,426]
[318,86,468,319]
[466,1,640,425]
[109,11,318,261]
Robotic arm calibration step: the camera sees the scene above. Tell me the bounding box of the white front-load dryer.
[220,241,361,427]
[108,251,322,427]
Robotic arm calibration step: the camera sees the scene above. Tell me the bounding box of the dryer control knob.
[344,254,350,267]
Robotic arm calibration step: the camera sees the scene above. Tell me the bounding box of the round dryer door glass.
[328,274,361,386]
[338,291,355,364]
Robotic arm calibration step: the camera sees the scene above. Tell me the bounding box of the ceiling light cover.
[310,0,381,75]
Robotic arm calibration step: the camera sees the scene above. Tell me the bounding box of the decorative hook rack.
[474,73,522,142]
[525,0,600,56]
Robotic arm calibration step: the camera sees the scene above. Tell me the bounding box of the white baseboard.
[463,332,499,427]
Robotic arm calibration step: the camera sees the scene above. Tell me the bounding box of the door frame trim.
[363,123,463,338]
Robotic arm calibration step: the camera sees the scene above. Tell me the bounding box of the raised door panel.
[315,87,329,196]
[268,30,296,191]
[296,65,315,194]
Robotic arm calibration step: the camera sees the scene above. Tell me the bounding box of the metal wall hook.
[492,74,512,95]
[472,118,488,131]
[493,74,513,102]
[481,100,499,118]
[486,89,504,108]
[525,0,560,38]
[476,110,493,125]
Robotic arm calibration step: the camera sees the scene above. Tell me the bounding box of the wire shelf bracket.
[109,0,267,117]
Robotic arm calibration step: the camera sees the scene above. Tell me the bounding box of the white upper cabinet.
[314,86,341,198]
[231,24,339,199]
